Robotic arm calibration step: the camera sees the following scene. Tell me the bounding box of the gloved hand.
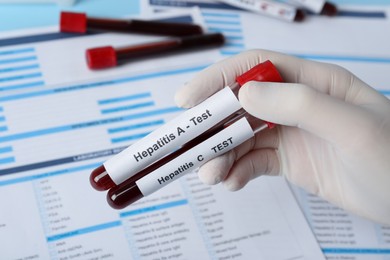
[175,49,390,225]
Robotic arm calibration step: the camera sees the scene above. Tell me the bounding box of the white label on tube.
[220,0,297,22]
[136,117,254,196]
[104,87,242,185]
[278,0,325,13]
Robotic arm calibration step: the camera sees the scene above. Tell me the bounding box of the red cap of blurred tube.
[60,12,87,33]
[86,46,117,69]
[236,60,284,129]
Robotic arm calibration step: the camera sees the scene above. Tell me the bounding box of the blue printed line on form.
[98,92,151,105]
[0,107,181,143]
[0,56,37,65]
[0,125,70,142]
[0,162,101,186]
[108,119,164,134]
[224,43,245,48]
[0,65,208,102]
[0,146,12,153]
[0,32,98,47]
[323,248,390,254]
[149,0,238,10]
[211,0,387,17]
[225,36,244,41]
[293,54,390,63]
[205,19,241,25]
[202,12,240,18]
[1,147,126,176]
[0,116,5,122]
[203,12,244,55]
[0,16,191,47]
[0,47,34,56]
[334,0,390,5]
[79,106,180,127]
[47,221,122,242]
[0,157,15,164]
[0,72,42,83]
[111,132,151,143]
[0,81,45,92]
[337,10,386,18]
[220,50,241,56]
[101,101,155,114]
[208,27,242,33]
[0,64,40,73]
[0,89,52,101]
[0,126,7,132]
[120,199,188,218]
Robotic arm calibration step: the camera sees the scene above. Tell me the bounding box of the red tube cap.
[60,11,87,33]
[236,60,283,86]
[86,46,117,70]
[321,2,338,16]
[236,60,284,129]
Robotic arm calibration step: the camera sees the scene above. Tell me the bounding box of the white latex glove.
[175,50,390,225]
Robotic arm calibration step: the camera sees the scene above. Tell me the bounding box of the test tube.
[219,0,306,22]
[319,2,338,16]
[90,110,245,191]
[90,60,283,192]
[60,11,203,36]
[85,33,225,69]
[106,113,270,209]
[278,0,337,16]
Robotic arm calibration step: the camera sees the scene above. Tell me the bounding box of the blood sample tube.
[319,2,338,16]
[90,110,246,192]
[219,0,306,22]
[90,60,283,191]
[85,33,225,69]
[277,0,337,16]
[60,11,203,36]
[106,113,271,209]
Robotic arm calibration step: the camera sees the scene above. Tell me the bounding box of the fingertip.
[222,159,251,192]
[238,81,267,119]
[223,149,280,191]
[198,167,222,185]
[198,153,234,185]
[237,81,252,100]
[238,81,316,127]
[174,86,193,108]
[197,159,222,185]
[223,179,245,191]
